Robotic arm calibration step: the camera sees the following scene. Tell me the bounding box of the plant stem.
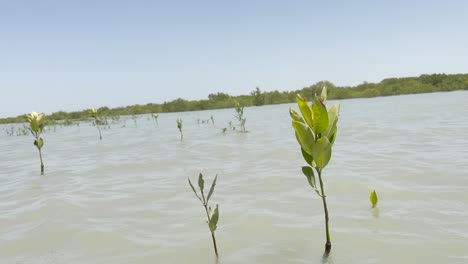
[317,169,331,253]
[38,148,44,175]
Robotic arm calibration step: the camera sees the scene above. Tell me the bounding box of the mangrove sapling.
[26,112,46,175]
[211,115,214,125]
[152,113,159,126]
[177,117,183,140]
[89,108,103,140]
[188,173,220,257]
[234,102,246,132]
[289,87,340,254]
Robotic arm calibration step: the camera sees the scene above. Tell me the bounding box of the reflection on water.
[1,91,468,263]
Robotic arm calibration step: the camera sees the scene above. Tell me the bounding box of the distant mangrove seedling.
[234,102,246,132]
[152,113,159,126]
[188,173,220,257]
[289,87,340,254]
[89,108,103,140]
[370,190,378,208]
[177,117,183,140]
[26,112,46,175]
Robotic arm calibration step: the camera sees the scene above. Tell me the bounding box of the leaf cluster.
[188,173,219,232]
[290,87,340,192]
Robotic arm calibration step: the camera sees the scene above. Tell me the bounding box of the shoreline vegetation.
[1,73,467,125]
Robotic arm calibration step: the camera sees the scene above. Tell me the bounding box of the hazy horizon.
[2,1,468,118]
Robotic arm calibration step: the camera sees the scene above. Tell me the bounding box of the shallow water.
[1,91,468,263]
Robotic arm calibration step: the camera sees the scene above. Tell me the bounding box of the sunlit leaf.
[311,97,329,135]
[321,86,327,104]
[296,94,314,129]
[292,121,315,154]
[324,104,340,142]
[312,137,332,169]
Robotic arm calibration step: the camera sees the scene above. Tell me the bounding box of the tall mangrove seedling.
[234,102,246,132]
[177,117,183,140]
[188,173,220,257]
[89,108,103,140]
[289,87,340,254]
[26,112,46,175]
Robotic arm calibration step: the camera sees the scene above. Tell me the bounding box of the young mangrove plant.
[188,173,220,257]
[152,113,159,126]
[289,87,340,254]
[89,108,103,140]
[177,117,183,140]
[26,112,46,175]
[234,102,246,132]
[210,115,214,125]
[370,190,378,208]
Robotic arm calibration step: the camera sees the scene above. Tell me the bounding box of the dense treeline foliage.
[2,73,467,124]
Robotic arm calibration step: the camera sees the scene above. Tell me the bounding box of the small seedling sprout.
[26,111,46,175]
[188,173,220,257]
[177,117,183,140]
[89,108,103,140]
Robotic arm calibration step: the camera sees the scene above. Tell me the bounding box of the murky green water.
[1,91,468,263]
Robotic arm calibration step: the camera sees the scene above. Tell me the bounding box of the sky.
[1,0,468,117]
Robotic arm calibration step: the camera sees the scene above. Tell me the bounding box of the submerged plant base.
[324,242,331,255]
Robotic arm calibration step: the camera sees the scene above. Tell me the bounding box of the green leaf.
[302,166,316,189]
[198,173,205,193]
[370,190,378,208]
[36,137,44,149]
[289,108,304,123]
[296,94,314,129]
[321,87,327,104]
[301,147,313,166]
[312,137,332,169]
[209,205,219,232]
[311,96,329,135]
[324,104,340,143]
[329,126,338,146]
[188,178,202,203]
[292,121,315,154]
[207,175,217,202]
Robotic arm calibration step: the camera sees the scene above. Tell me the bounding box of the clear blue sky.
[1,0,467,117]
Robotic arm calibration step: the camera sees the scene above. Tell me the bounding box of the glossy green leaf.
[370,190,378,208]
[302,166,316,189]
[292,121,315,154]
[209,204,219,232]
[296,94,314,129]
[198,173,205,193]
[312,137,332,169]
[188,178,202,203]
[207,175,217,202]
[321,86,327,104]
[311,97,329,135]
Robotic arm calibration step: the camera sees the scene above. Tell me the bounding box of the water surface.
[1,91,468,263]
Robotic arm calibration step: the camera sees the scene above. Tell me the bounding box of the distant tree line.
[2,73,468,124]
